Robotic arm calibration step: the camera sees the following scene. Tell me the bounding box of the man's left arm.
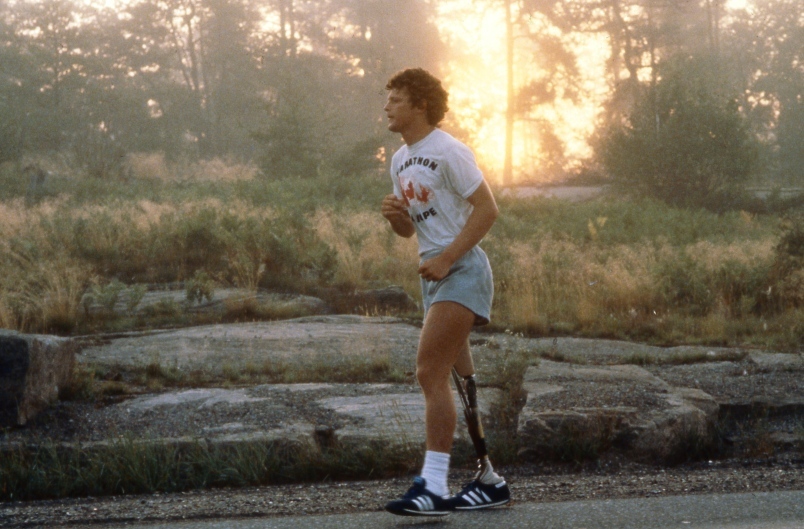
[417,180,499,282]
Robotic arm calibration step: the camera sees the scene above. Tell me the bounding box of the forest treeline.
[0,0,445,179]
[0,0,801,206]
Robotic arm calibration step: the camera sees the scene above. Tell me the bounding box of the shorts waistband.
[420,246,484,263]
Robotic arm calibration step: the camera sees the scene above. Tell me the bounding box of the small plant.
[59,364,97,401]
[656,255,715,316]
[622,351,655,366]
[98,380,131,398]
[82,279,126,314]
[140,361,186,387]
[140,298,181,318]
[474,333,532,461]
[664,417,722,465]
[125,284,147,314]
[186,270,216,305]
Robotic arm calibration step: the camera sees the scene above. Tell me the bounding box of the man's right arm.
[381,194,415,238]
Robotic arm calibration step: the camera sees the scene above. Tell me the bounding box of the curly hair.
[386,68,449,126]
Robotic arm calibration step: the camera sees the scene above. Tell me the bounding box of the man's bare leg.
[407,301,475,500]
[416,301,476,454]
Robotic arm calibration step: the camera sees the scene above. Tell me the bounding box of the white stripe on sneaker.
[413,495,434,511]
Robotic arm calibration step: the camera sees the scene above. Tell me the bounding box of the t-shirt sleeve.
[390,150,404,199]
[443,142,484,199]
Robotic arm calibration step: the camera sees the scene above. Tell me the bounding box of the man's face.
[384,87,424,134]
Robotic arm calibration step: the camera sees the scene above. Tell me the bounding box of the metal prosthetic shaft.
[452,369,491,474]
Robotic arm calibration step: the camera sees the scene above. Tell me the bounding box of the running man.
[380,68,511,516]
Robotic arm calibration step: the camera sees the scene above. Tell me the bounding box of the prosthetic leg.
[451,368,503,484]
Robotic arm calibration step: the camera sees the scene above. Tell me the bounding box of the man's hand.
[424,181,498,277]
[381,194,407,220]
[418,253,453,282]
[381,194,415,238]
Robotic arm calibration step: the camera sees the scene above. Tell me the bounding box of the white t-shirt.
[390,129,484,256]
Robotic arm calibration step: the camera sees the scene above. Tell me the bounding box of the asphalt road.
[78,490,803,529]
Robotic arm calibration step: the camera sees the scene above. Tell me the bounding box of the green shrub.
[596,55,758,211]
[82,279,127,314]
[260,215,338,290]
[71,127,128,180]
[186,270,216,304]
[657,255,715,316]
[769,215,804,309]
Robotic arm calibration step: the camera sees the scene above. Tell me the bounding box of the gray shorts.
[420,246,493,326]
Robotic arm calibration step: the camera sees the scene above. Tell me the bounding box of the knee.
[416,364,449,393]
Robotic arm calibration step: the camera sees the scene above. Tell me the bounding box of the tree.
[503,0,514,186]
[198,0,265,157]
[0,0,26,163]
[143,0,264,158]
[252,54,339,178]
[596,54,759,211]
[7,0,100,153]
[313,0,444,175]
[252,0,444,178]
[470,0,582,181]
[727,0,803,185]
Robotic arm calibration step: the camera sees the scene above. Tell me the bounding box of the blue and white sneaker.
[384,477,452,517]
[448,478,511,510]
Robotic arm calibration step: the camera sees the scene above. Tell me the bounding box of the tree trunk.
[503,0,514,186]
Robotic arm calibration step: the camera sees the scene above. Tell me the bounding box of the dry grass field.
[0,155,801,350]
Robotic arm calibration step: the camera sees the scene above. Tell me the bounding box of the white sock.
[478,460,504,485]
[420,450,450,497]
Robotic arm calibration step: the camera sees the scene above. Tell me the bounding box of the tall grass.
[0,155,800,348]
[488,234,782,344]
[485,196,800,349]
[312,209,419,291]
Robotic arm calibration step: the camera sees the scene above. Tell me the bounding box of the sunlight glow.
[726,0,749,10]
[436,1,610,183]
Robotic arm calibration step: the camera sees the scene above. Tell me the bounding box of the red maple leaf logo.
[416,185,431,204]
[403,181,416,206]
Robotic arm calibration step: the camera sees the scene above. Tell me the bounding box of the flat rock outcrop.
[1,381,500,456]
[518,361,721,462]
[79,315,420,375]
[2,319,801,466]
